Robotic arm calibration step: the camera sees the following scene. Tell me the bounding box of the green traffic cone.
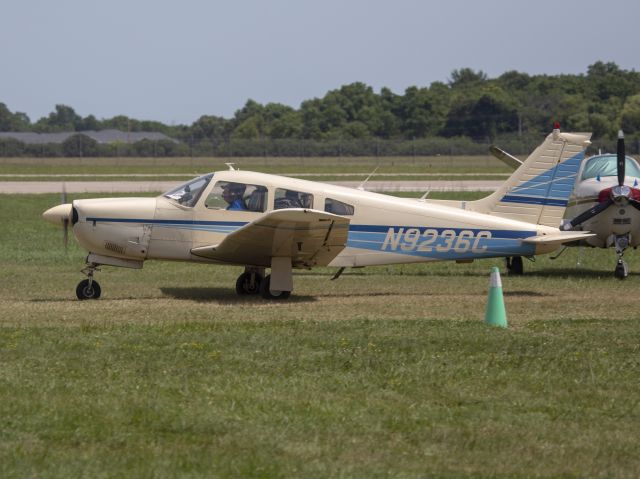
[484,266,507,328]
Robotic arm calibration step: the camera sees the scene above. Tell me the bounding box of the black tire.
[614,261,628,280]
[235,271,262,295]
[76,279,101,300]
[259,275,291,300]
[506,256,524,275]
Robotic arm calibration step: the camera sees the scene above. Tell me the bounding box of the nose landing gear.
[612,234,630,280]
[76,262,101,300]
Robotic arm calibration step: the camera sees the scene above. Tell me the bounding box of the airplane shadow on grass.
[316,267,640,279]
[160,287,318,303]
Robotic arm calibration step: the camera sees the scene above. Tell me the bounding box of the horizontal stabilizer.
[489,145,523,169]
[522,231,596,246]
[191,208,350,267]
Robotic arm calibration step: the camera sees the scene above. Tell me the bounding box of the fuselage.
[67,170,564,269]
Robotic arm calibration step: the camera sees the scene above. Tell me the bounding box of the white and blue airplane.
[43,127,593,300]
[560,131,640,278]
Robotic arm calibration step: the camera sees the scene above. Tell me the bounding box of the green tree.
[78,114,100,131]
[448,68,488,88]
[35,104,82,132]
[62,134,98,156]
[443,85,518,140]
[399,84,450,138]
[0,103,31,131]
[586,61,640,101]
[190,115,229,141]
[620,93,640,133]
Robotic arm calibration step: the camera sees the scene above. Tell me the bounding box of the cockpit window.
[274,188,313,209]
[325,198,354,215]
[581,155,640,180]
[205,181,267,212]
[163,174,213,207]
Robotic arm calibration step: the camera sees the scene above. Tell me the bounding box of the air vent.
[104,241,126,255]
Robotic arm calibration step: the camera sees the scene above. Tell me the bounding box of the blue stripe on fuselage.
[84,217,537,258]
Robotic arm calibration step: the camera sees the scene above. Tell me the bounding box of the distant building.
[0,129,178,144]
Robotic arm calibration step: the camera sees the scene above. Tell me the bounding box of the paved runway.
[0,180,502,194]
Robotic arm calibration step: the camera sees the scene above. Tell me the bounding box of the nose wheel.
[77,262,101,300]
[614,259,629,279]
[613,235,630,280]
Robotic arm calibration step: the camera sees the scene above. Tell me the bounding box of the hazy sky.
[2,0,639,125]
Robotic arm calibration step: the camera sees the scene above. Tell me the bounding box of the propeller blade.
[61,183,68,251]
[63,218,69,251]
[617,130,625,187]
[563,198,614,230]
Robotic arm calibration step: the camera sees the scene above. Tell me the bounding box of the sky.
[2,0,639,125]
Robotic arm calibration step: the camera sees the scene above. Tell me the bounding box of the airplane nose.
[43,204,73,226]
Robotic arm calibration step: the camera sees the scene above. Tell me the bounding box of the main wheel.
[259,275,291,300]
[614,260,628,280]
[76,279,101,300]
[235,271,262,295]
[506,256,524,275]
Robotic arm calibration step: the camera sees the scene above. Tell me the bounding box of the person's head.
[222,183,246,203]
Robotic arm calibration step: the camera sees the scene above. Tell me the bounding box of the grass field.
[0,155,511,179]
[1,194,640,478]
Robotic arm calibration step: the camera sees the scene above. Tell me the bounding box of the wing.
[191,208,350,268]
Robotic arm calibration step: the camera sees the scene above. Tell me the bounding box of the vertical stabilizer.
[468,129,592,227]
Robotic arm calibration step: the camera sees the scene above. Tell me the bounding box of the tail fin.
[468,129,592,227]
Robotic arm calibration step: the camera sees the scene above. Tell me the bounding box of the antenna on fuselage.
[225,162,237,171]
[357,166,379,191]
[418,190,431,202]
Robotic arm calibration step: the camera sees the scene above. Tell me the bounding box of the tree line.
[2,61,640,156]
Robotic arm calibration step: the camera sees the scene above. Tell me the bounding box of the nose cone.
[43,204,73,226]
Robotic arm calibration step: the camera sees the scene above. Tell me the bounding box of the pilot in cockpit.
[222,183,247,210]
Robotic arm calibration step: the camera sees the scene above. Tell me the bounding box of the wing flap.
[191,208,350,267]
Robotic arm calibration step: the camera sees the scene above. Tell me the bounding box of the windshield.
[163,174,213,207]
[581,155,640,180]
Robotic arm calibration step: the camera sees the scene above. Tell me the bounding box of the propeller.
[562,130,637,230]
[61,183,69,250]
[617,130,625,187]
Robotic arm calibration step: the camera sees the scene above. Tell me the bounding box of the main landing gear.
[235,266,292,300]
[76,262,101,300]
[505,256,524,275]
[235,267,263,295]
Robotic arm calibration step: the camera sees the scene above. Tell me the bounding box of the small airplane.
[43,127,594,300]
[559,130,640,278]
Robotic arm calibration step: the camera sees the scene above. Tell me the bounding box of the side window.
[205,181,267,212]
[325,198,354,215]
[274,188,313,210]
